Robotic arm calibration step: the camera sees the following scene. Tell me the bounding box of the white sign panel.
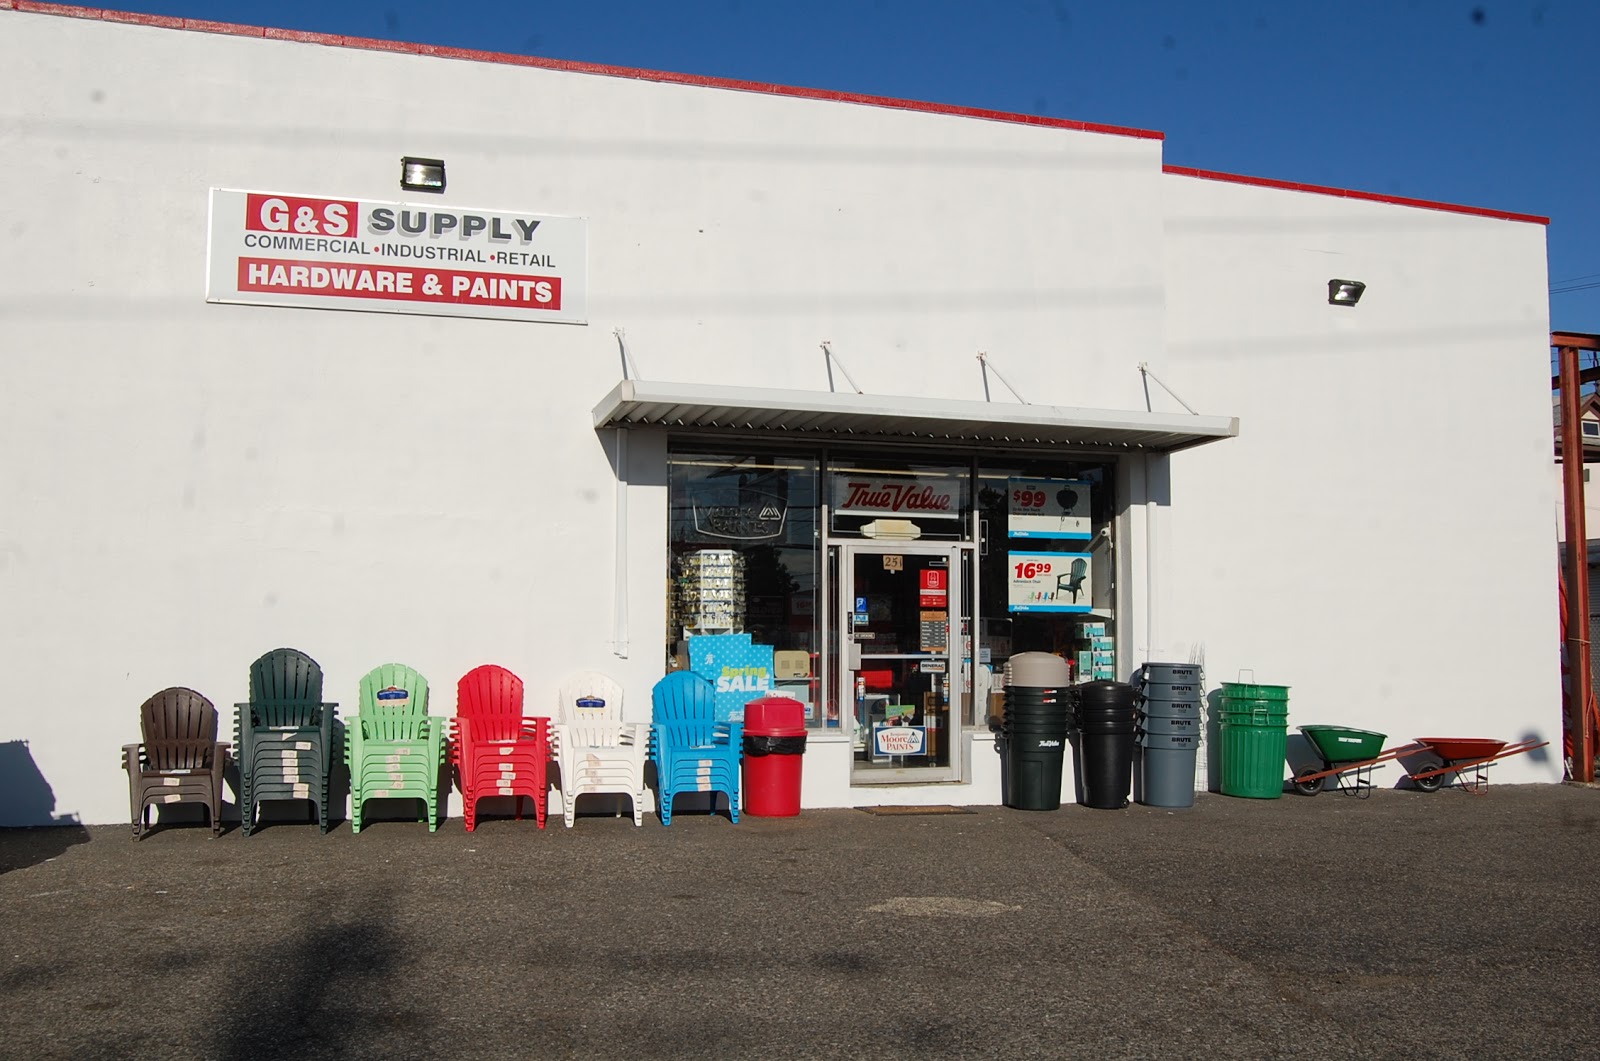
[1008,478,1091,539]
[206,189,587,324]
[832,475,960,519]
[1007,551,1093,613]
[874,725,927,757]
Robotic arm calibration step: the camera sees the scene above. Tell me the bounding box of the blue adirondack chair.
[650,671,742,825]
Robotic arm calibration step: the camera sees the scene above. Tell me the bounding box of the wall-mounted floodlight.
[1328,279,1366,306]
[400,156,446,193]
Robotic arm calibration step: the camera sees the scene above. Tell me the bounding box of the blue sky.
[30,0,1600,333]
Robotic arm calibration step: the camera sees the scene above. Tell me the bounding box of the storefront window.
[828,457,971,541]
[666,450,821,718]
[665,446,1118,745]
[976,458,1116,686]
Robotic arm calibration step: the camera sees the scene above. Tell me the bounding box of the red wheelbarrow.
[1291,726,1423,798]
[1404,737,1549,794]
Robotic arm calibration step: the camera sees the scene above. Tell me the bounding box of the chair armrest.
[424,717,448,765]
[233,704,257,754]
[122,743,143,773]
[344,712,363,766]
[320,704,337,764]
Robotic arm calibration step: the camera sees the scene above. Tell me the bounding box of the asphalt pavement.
[3,783,1598,1060]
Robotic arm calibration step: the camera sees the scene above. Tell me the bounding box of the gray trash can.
[1136,662,1203,808]
[1136,731,1200,807]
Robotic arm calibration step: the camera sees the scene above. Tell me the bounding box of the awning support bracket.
[615,327,640,381]
[821,341,864,394]
[1138,362,1198,415]
[977,351,1029,405]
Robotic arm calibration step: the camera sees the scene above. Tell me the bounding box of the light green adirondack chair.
[346,664,446,832]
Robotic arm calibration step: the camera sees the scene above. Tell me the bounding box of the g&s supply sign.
[206,189,587,324]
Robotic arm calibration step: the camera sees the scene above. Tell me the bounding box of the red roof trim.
[9,2,1165,141]
[1163,164,1549,226]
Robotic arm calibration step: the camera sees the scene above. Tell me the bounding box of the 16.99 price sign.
[1007,551,1093,613]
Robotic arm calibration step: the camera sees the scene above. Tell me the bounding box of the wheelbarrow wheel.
[1411,756,1448,793]
[1292,773,1325,796]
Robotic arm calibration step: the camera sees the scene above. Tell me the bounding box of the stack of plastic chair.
[122,687,230,839]
[346,664,447,833]
[451,664,551,831]
[649,671,742,825]
[234,648,339,836]
[553,671,648,828]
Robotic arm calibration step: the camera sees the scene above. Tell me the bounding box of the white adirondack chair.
[553,671,649,827]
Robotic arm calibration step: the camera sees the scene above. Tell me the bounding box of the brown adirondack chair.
[122,687,230,839]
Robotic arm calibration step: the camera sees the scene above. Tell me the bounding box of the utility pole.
[1555,331,1599,782]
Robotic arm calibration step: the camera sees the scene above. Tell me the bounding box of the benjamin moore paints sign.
[206,189,588,324]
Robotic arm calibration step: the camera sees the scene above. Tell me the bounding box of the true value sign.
[831,475,960,519]
[206,189,588,324]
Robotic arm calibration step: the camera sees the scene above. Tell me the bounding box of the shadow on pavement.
[0,740,90,871]
[212,898,400,1060]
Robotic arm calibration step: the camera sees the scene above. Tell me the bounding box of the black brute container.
[1001,683,1071,810]
[1071,681,1136,810]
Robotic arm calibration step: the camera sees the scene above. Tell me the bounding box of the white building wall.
[1,11,1166,824]
[1157,173,1559,782]
[0,10,1559,822]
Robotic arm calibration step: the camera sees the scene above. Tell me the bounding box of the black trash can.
[1072,681,1136,810]
[1000,728,1071,810]
[1000,684,1071,810]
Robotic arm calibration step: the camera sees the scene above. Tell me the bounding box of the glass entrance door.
[839,543,965,783]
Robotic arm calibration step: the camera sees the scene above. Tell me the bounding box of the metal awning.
[592,380,1238,454]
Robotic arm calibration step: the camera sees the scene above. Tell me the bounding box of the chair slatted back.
[559,672,624,724]
[651,671,720,746]
[248,648,326,728]
[141,687,218,772]
[456,664,526,741]
[359,663,429,742]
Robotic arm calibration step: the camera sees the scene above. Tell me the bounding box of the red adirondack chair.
[451,664,551,830]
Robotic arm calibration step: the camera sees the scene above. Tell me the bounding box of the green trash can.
[1218,682,1289,799]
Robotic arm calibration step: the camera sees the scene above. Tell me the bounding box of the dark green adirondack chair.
[346,664,446,832]
[234,648,339,835]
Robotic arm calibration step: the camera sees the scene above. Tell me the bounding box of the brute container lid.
[1005,651,1071,688]
[743,696,807,736]
[1141,662,1202,683]
[1073,680,1136,704]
